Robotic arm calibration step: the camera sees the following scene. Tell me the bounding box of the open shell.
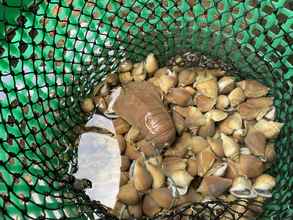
[229,176,257,199]
[253,174,276,198]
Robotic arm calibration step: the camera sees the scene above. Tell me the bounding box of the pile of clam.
[81,53,283,219]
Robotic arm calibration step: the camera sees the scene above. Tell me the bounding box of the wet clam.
[229,176,257,199]
[239,155,264,178]
[195,79,218,98]
[218,76,235,94]
[244,130,266,159]
[144,53,159,76]
[197,148,216,177]
[118,181,139,205]
[178,68,196,87]
[133,160,153,191]
[253,174,276,198]
[197,176,232,197]
[238,80,269,98]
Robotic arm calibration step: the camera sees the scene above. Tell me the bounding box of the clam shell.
[158,72,177,93]
[198,119,216,138]
[164,132,191,157]
[254,119,283,139]
[244,130,266,159]
[229,176,257,199]
[150,187,174,209]
[119,60,133,72]
[121,155,130,171]
[169,169,194,188]
[116,135,126,154]
[93,96,107,112]
[197,148,216,176]
[118,182,139,205]
[106,73,119,87]
[265,106,276,120]
[81,98,94,113]
[218,76,235,94]
[239,155,264,178]
[166,88,192,106]
[216,95,230,110]
[162,157,187,176]
[190,136,209,154]
[128,203,142,218]
[253,174,276,198]
[120,172,129,186]
[132,62,146,82]
[144,53,159,76]
[196,79,218,98]
[173,105,189,118]
[184,86,196,95]
[172,110,186,136]
[133,160,153,191]
[142,194,161,217]
[207,137,225,157]
[145,161,165,189]
[185,107,206,128]
[205,161,228,177]
[125,142,141,160]
[206,110,228,122]
[119,71,133,84]
[113,118,130,135]
[219,113,242,135]
[194,95,216,112]
[238,80,269,98]
[136,139,157,157]
[228,87,245,107]
[125,126,142,143]
[178,68,196,87]
[225,159,240,179]
[264,143,276,162]
[197,176,232,197]
[221,133,240,160]
[175,188,203,207]
[187,158,198,176]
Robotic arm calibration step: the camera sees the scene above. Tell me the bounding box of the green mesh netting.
[0,0,292,219]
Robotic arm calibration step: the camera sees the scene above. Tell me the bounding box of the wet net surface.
[0,0,292,219]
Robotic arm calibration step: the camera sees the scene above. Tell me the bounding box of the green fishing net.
[0,0,292,219]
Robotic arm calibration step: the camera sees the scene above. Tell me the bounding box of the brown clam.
[169,169,194,188]
[219,113,242,135]
[166,88,192,106]
[239,155,264,178]
[133,160,153,191]
[113,118,130,135]
[197,148,216,177]
[119,60,133,72]
[81,97,95,113]
[207,137,225,158]
[197,176,232,197]
[121,155,131,171]
[132,62,146,82]
[198,119,216,137]
[205,161,228,177]
[142,194,161,217]
[206,109,228,122]
[187,158,198,176]
[136,139,157,157]
[253,174,276,198]
[162,157,187,176]
[238,80,269,98]
[145,161,165,189]
[225,159,240,179]
[175,188,203,207]
[164,132,192,157]
[264,143,276,162]
[254,119,283,139]
[144,53,159,76]
[120,172,129,186]
[116,135,126,154]
[221,133,240,160]
[150,187,174,209]
[244,130,266,159]
[195,79,218,98]
[118,182,139,205]
[125,126,142,143]
[125,142,141,160]
[185,107,206,128]
[172,110,186,136]
[119,72,133,84]
[228,87,245,107]
[190,135,209,154]
[194,95,216,112]
[216,95,230,110]
[178,68,196,87]
[128,203,142,218]
[229,176,257,199]
[218,76,235,94]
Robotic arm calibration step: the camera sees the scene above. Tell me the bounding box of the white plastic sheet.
[74,114,121,208]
